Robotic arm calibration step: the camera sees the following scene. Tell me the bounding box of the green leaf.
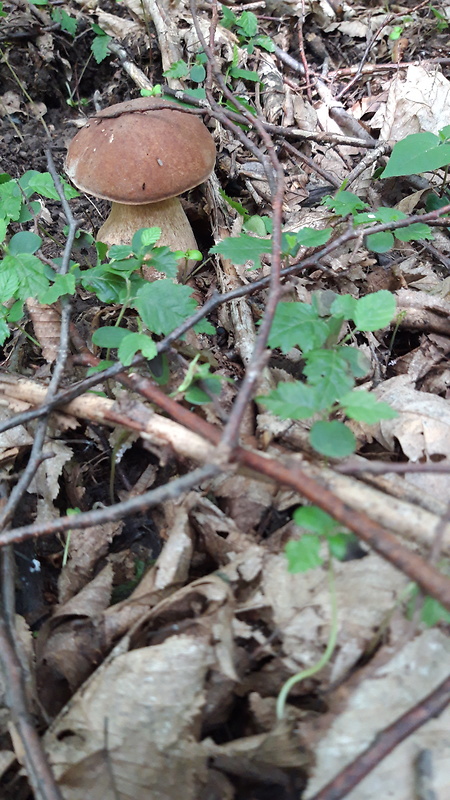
[295,227,332,247]
[190,64,206,83]
[0,259,20,301]
[39,273,76,304]
[236,10,258,37]
[185,376,222,405]
[259,381,321,419]
[0,219,6,245]
[244,216,268,236]
[0,180,23,222]
[328,533,355,561]
[118,332,157,366]
[193,317,215,335]
[381,132,450,178]
[293,505,337,536]
[92,327,130,349]
[19,170,78,200]
[304,349,355,404]
[3,253,49,299]
[91,32,111,64]
[355,207,406,225]
[219,189,249,218]
[252,34,275,52]
[268,302,330,353]
[286,535,323,573]
[52,8,77,35]
[366,231,395,253]
[220,6,237,29]
[184,87,206,100]
[339,346,371,379]
[0,316,10,345]
[340,390,398,423]
[310,420,356,458]
[145,246,179,278]
[8,231,42,255]
[134,279,199,336]
[163,60,189,78]
[395,223,433,242]
[330,294,357,320]
[210,233,271,267]
[353,290,396,331]
[322,191,368,216]
[420,595,450,626]
[229,67,261,82]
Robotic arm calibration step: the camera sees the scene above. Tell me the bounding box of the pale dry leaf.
[260,551,408,683]
[44,634,214,800]
[96,10,142,38]
[372,374,450,502]
[58,521,124,603]
[26,299,61,364]
[304,629,450,800]
[28,438,73,502]
[371,66,450,141]
[0,91,21,116]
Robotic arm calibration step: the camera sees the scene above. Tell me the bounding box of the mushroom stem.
[97,197,198,252]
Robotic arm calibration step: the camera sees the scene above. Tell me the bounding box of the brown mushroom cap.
[65,97,216,204]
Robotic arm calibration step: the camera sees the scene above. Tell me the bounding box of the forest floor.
[0,1,450,799]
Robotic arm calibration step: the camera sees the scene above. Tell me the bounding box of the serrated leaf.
[259,381,321,419]
[19,170,78,200]
[395,223,433,242]
[210,233,271,267]
[353,290,396,331]
[0,259,20,301]
[39,273,76,304]
[52,8,77,35]
[286,535,322,573]
[0,180,22,222]
[310,420,356,458]
[340,390,397,423]
[163,60,189,79]
[304,349,354,404]
[322,191,367,216]
[381,132,450,178]
[145,246,179,278]
[268,302,330,353]
[134,279,198,336]
[91,33,111,64]
[236,10,258,37]
[4,253,49,299]
[118,332,157,366]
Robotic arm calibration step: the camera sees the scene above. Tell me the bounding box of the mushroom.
[65,97,216,256]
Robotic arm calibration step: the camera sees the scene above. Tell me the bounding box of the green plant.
[276,506,344,719]
[257,290,397,458]
[220,8,275,54]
